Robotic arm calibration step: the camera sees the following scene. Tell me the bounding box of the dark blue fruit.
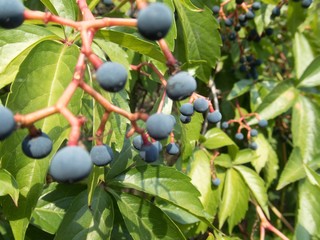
[265,28,273,36]
[249,142,258,150]
[238,14,246,23]
[224,18,233,26]
[140,144,159,162]
[22,132,52,159]
[207,111,222,123]
[212,178,221,186]
[193,98,209,113]
[180,114,191,124]
[252,2,261,10]
[229,32,237,41]
[153,141,163,152]
[235,132,244,140]
[245,10,255,19]
[301,0,312,8]
[133,135,143,150]
[212,5,220,14]
[96,62,127,92]
[166,71,197,101]
[137,3,172,41]
[236,0,244,4]
[234,23,241,32]
[166,142,179,155]
[0,0,24,29]
[103,0,114,6]
[258,119,268,127]
[90,144,114,166]
[146,113,175,140]
[250,129,258,137]
[49,146,93,183]
[271,6,281,18]
[221,121,229,129]
[0,106,16,141]
[180,103,194,116]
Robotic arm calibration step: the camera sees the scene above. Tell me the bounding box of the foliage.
[0,0,320,239]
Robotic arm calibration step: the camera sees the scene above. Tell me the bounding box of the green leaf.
[112,191,186,240]
[55,187,114,240]
[0,25,58,89]
[31,183,86,234]
[173,1,221,82]
[188,150,220,226]
[248,81,299,124]
[214,154,233,168]
[293,32,315,79]
[251,134,279,188]
[294,179,320,239]
[180,111,203,162]
[0,40,81,240]
[219,168,249,233]
[233,149,258,165]
[203,128,238,157]
[234,166,269,218]
[277,147,305,190]
[287,1,307,34]
[0,169,19,206]
[304,165,320,188]
[109,165,210,223]
[95,30,166,63]
[298,56,320,88]
[292,95,320,163]
[227,80,253,100]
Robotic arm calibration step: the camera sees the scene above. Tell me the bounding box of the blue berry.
[0,0,25,29]
[250,129,258,137]
[180,103,194,116]
[96,62,128,92]
[133,135,143,150]
[193,98,209,113]
[22,132,53,159]
[271,6,281,18]
[140,144,159,162]
[0,106,16,141]
[265,28,273,36]
[224,18,233,26]
[212,178,221,186]
[235,132,244,140]
[166,72,197,101]
[249,142,258,150]
[49,146,93,183]
[152,141,163,152]
[238,14,246,23]
[166,142,179,155]
[258,119,268,128]
[90,145,114,166]
[180,114,191,124]
[229,32,237,41]
[221,121,229,129]
[252,2,261,10]
[137,3,172,40]
[146,113,175,140]
[212,5,220,14]
[207,111,222,123]
[245,10,255,19]
[301,0,312,8]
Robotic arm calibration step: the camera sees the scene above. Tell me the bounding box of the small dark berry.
[258,119,268,127]
[250,129,258,137]
[235,132,244,140]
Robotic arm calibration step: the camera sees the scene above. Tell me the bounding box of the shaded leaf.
[219,168,249,233]
[31,183,86,234]
[173,1,221,82]
[227,80,253,100]
[0,169,19,205]
[293,32,314,79]
[304,165,320,188]
[55,187,114,240]
[109,165,210,223]
[0,41,81,240]
[96,29,166,63]
[112,192,186,240]
[292,95,320,163]
[233,149,258,165]
[294,179,320,239]
[203,128,238,158]
[0,25,58,89]
[298,56,320,88]
[234,166,269,218]
[248,81,299,124]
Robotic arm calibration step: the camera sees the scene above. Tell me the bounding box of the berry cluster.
[238,55,262,80]
[179,97,222,124]
[0,0,194,183]
[222,114,268,150]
